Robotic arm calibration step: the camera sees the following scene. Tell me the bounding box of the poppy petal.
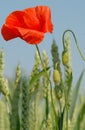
[1,24,20,41]
[1,6,53,44]
[5,11,27,27]
[35,6,53,33]
[16,27,44,44]
[5,9,41,31]
[23,8,41,30]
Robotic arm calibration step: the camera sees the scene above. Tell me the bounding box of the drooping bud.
[62,51,69,65]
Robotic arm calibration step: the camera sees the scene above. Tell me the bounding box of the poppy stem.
[35,45,43,66]
[62,29,85,61]
[35,44,57,126]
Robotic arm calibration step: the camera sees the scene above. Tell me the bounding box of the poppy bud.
[53,69,60,84]
[62,51,69,65]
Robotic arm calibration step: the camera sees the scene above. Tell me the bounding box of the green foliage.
[10,65,21,130]
[69,69,85,120]
[0,99,10,130]
[74,101,85,130]
[0,35,85,130]
[21,77,29,130]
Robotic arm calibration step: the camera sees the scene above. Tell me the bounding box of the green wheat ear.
[42,50,49,99]
[0,49,10,105]
[51,40,62,130]
[2,78,9,98]
[0,99,10,130]
[15,64,22,86]
[28,50,41,130]
[51,39,63,99]
[0,48,4,76]
[10,65,22,130]
[62,36,73,106]
[29,50,40,94]
[21,77,29,130]
[62,35,73,130]
[42,50,50,128]
[0,48,5,93]
[51,39,61,70]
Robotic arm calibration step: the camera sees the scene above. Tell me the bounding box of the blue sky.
[0,0,85,91]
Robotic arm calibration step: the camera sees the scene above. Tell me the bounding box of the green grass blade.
[29,67,50,87]
[58,106,65,130]
[69,69,85,120]
[73,102,85,130]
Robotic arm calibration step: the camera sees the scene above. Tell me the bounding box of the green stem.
[5,95,12,114]
[66,105,68,130]
[64,88,68,130]
[35,45,43,66]
[34,93,37,130]
[35,44,57,125]
[59,100,62,130]
[46,96,49,122]
[62,29,85,61]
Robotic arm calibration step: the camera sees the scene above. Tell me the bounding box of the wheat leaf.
[69,69,85,120]
[73,102,85,130]
[29,66,51,87]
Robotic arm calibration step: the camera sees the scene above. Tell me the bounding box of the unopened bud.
[53,69,60,84]
[62,51,69,65]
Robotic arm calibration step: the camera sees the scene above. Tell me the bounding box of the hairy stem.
[62,29,85,61]
[59,100,62,130]
[66,105,68,130]
[35,45,57,125]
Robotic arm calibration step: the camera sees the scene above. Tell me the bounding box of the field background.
[0,0,85,94]
[0,1,85,130]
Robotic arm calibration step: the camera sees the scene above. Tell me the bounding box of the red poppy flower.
[1,6,53,44]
